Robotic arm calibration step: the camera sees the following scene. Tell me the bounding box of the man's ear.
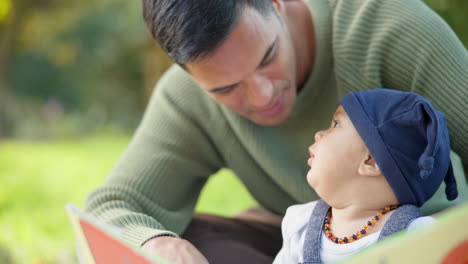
[272,0,285,14]
[358,153,381,177]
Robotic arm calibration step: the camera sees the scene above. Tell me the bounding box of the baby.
[273,89,458,263]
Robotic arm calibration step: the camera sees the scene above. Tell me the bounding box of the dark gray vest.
[300,199,420,264]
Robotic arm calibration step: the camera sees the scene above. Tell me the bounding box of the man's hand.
[142,236,209,264]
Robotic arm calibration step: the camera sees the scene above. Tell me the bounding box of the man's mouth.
[257,93,285,117]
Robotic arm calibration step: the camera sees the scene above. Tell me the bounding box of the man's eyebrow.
[207,37,277,93]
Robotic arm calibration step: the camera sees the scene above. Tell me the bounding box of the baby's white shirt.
[273,201,435,264]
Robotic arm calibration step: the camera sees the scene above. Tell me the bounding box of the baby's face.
[306,105,369,200]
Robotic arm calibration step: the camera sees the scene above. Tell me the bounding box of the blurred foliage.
[0,0,466,139]
[0,0,171,139]
[0,0,12,23]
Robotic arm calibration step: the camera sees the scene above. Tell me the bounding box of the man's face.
[306,106,369,201]
[186,4,298,126]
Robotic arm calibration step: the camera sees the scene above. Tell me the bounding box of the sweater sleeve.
[332,0,468,167]
[84,66,224,247]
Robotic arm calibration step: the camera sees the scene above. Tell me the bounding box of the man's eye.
[220,87,236,94]
[260,51,276,67]
[332,120,340,128]
[212,86,235,95]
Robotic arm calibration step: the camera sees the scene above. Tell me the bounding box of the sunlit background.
[0,0,466,263]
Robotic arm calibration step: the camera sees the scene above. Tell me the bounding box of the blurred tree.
[0,0,9,135]
[2,0,161,138]
[0,0,65,137]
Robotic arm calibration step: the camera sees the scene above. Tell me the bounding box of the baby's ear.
[358,153,381,177]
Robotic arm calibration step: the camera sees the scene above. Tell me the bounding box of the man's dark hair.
[142,0,274,65]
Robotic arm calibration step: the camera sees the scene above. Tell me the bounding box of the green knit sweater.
[85,0,468,247]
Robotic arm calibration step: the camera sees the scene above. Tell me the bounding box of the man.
[85,0,468,263]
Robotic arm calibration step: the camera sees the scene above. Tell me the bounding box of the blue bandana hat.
[339,89,458,207]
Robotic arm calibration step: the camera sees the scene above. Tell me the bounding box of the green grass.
[0,135,256,264]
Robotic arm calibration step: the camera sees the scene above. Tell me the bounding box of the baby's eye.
[332,120,340,128]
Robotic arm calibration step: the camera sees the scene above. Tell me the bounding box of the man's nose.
[244,73,274,108]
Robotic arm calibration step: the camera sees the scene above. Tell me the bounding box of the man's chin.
[250,111,291,126]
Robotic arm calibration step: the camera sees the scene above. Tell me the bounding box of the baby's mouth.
[307,148,315,166]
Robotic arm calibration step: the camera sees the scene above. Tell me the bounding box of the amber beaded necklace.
[323,205,399,244]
